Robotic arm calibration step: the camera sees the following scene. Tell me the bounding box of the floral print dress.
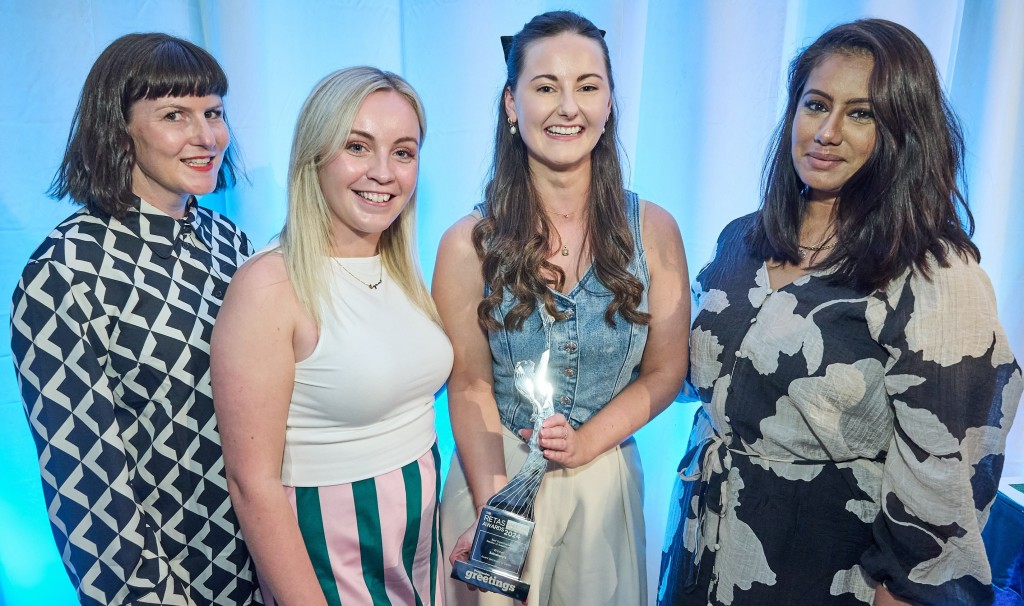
[657,214,1021,606]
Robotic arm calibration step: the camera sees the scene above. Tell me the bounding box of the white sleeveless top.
[282,256,453,486]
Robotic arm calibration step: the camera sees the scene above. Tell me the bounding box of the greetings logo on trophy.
[451,350,555,601]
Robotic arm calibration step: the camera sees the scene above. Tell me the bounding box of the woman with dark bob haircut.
[658,19,1020,606]
[11,33,261,605]
[436,10,689,606]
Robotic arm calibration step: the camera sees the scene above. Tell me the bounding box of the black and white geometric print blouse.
[10,198,262,605]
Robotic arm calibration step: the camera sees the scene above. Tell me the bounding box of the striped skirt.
[267,444,443,606]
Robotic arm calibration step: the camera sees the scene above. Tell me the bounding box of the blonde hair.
[279,66,438,326]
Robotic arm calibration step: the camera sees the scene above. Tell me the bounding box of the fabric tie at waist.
[675,431,847,591]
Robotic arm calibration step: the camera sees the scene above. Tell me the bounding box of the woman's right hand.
[449,523,476,566]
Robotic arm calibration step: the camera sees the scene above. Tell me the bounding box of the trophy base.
[452,560,530,601]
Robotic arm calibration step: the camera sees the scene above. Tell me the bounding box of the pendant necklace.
[338,261,383,290]
[551,210,573,256]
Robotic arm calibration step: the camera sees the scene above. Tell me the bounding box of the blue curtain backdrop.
[1,1,1021,603]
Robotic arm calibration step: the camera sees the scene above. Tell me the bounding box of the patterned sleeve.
[10,257,172,605]
[862,256,1022,605]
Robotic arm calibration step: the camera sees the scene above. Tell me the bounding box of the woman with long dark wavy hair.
[434,10,690,606]
[10,33,260,605]
[657,19,1020,606]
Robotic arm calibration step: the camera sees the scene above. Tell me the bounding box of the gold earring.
[508,117,517,135]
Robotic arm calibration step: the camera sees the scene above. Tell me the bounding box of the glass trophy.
[451,350,555,601]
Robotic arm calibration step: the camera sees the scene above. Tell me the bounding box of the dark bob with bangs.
[50,32,238,219]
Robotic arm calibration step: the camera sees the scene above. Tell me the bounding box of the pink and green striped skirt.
[266,444,443,606]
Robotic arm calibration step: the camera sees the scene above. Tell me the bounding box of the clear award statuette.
[451,350,556,601]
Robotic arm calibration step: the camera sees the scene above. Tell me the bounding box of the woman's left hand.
[519,413,593,468]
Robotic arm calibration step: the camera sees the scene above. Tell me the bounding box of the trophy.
[451,350,555,601]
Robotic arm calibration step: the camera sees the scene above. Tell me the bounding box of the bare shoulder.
[436,214,485,279]
[229,248,292,295]
[219,248,302,327]
[433,214,485,317]
[439,214,482,256]
[639,199,685,255]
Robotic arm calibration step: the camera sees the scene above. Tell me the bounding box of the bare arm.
[534,201,690,467]
[211,252,327,606]
[433,216,508,510]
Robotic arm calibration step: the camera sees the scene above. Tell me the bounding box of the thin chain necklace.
[338,261,382,290]
[797,237,837,259]
[549,211,576,256]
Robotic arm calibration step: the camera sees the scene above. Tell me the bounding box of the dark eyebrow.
[529,73,606,83]
[803,89,870,105]
[154,101,223,112]
[350,129,419,146]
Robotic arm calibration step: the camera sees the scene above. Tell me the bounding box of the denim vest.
[477,191,650,433]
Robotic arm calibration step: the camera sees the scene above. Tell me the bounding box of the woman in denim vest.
[434,10,690,606]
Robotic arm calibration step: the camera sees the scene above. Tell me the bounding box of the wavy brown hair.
[49,33,238,219]
[748,19,978,292]
[474,10,649,331]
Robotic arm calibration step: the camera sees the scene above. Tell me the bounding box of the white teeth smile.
[358,192,392,203]
[547,125,582,135]
[183,158,212,167]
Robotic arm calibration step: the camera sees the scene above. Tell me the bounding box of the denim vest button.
[559,395,571,405]
[564,341,577,353]
[563,308,575,319]
[563,368,575,377]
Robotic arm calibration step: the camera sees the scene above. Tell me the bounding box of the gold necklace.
[797,239,837,259]
[555,233,570,256]
[548,209,580,256]
[338,262,382,290]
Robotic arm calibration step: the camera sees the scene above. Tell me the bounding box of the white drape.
[1,1,1020,602]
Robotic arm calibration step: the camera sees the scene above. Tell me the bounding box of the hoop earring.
[508,118,517,136]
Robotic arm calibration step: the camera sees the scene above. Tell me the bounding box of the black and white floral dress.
[10,198,262,605]
[657,213,1021,606]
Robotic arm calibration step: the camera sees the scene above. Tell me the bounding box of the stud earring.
[508,118,517,135]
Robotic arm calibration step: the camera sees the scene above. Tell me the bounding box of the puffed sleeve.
[862,255,1022,605]
[10,257,183,606]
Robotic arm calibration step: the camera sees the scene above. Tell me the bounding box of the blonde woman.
[212,67,452,606]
